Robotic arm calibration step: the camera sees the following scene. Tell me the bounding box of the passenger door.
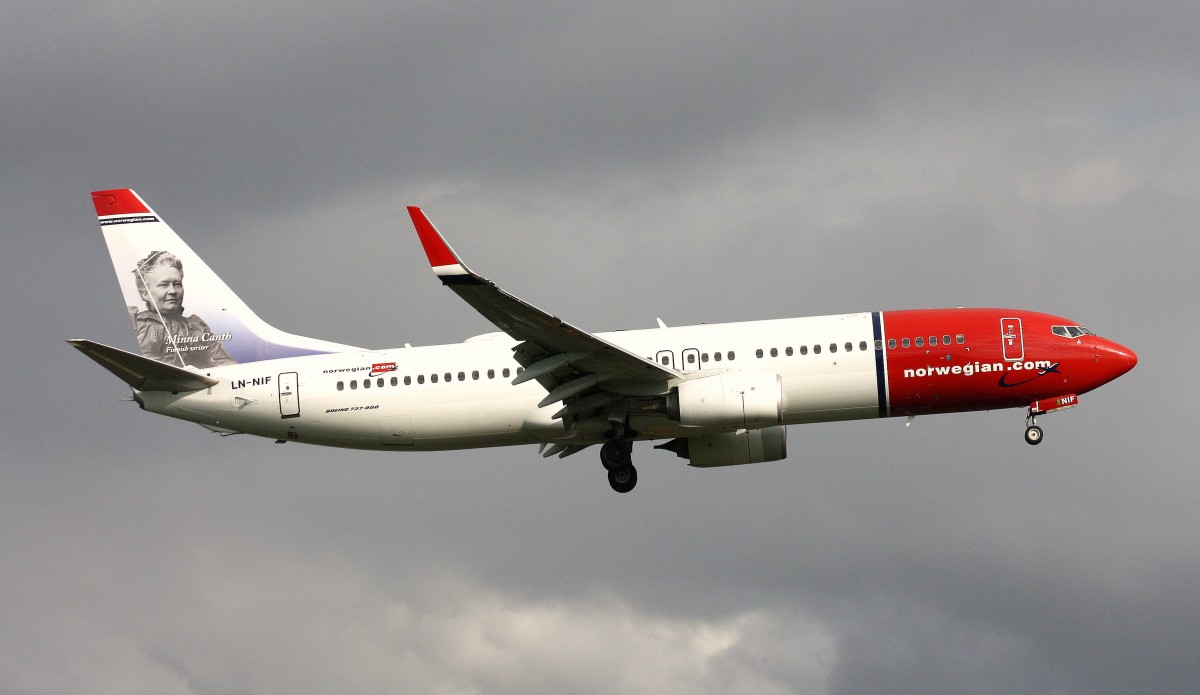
[278,371,300,418]
[1000,318,1024,362]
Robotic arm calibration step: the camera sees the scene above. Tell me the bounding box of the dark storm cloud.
[2,2,1198,694]
[10,1,1194,215]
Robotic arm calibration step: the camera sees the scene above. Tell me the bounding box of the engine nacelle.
[659,425,788,468]
[666,371,783,429]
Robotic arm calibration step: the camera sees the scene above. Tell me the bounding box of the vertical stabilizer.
[92,189,360,367]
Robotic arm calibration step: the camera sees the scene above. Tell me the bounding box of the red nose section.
[1101,340,1137,382]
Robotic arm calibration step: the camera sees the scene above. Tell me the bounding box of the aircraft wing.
[407,207,680,414]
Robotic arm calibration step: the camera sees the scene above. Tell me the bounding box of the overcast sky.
[2,2,1197,693]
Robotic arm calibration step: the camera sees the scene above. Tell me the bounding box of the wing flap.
[68,339,219,392]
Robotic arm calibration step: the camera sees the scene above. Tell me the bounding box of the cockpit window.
[1052,325,1096,338]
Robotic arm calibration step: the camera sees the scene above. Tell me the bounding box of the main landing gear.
[600,438,637,493]
[1024,409,1043,445]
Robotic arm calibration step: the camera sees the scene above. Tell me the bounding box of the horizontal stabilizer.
[68,339,219,392]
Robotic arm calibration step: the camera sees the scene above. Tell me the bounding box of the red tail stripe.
[92,189,149,216]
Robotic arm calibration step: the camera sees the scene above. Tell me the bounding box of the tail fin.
[91,189,360,367]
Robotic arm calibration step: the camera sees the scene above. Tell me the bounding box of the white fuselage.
[140,312,882,451]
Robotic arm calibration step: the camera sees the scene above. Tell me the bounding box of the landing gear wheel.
[1024,425,1043,445]
[600,439,631,471]
[608,465,637,493]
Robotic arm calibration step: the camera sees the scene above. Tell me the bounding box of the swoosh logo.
[998,362,1060,388]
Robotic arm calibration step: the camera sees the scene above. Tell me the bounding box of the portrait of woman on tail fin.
[131,250,237,368]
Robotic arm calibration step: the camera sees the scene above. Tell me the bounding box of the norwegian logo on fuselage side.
[997,361,1061,387]
[901,359,1061,388]
[370,362,397,376]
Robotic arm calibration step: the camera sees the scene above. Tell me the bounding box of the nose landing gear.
[1024,410,1043,445]
[1023,395,1081,445]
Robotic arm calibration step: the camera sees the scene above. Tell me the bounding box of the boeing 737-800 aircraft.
[73,189,1137,492]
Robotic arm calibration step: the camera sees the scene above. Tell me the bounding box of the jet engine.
[656,425,788,467]
[666,371,783,428]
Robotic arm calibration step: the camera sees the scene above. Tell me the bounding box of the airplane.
[72,189,1138,493]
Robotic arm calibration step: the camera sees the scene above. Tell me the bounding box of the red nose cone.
[1104,340,1138,381]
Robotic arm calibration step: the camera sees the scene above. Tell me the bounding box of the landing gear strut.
[1024,410,1043,445]
[600,438,637,493]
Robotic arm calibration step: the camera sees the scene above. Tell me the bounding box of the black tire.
[608,465,637,493]
[1025,425,1043,445]
[600,440,630,471]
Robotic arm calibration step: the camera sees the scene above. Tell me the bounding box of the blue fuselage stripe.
[872,311,888,418]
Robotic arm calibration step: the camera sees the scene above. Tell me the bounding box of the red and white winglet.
[407,206,477,283]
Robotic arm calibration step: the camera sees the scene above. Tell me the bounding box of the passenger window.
[444,373,452,382]
[902,338,910,348]
[377,378,384,388]
[756,349,764,358]
[363,379,371,389]
[661,355,670,365]
[516,367,524,374]
[337,381,344,391]
[417,375,425,384]
[350,380,358,390]
[770,348,778,357]
[404,376,412,385]
[701,353,709,363]
[943,335,951,345]
[714,352,722,362]
[431,374,438,383]
[727,351,735,360]
[861,341,869,351]
[687,353,696,364]
[915,337,923,347]
[888,339,897,349]
[800,345,808,355]
[487,369,495,379]
[472,370,479,380]
[929,336,937,346]
[830,343,837,353]
[875,339,883,351]
[391,376,398,386]
[845,342,853,352]
[956,334,965,344]
[785,347,793,356]
[458,371,465,381]
[503,368,511,378]
[814,344,822,354]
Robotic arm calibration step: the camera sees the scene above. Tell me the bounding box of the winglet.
[407,207,475,282]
